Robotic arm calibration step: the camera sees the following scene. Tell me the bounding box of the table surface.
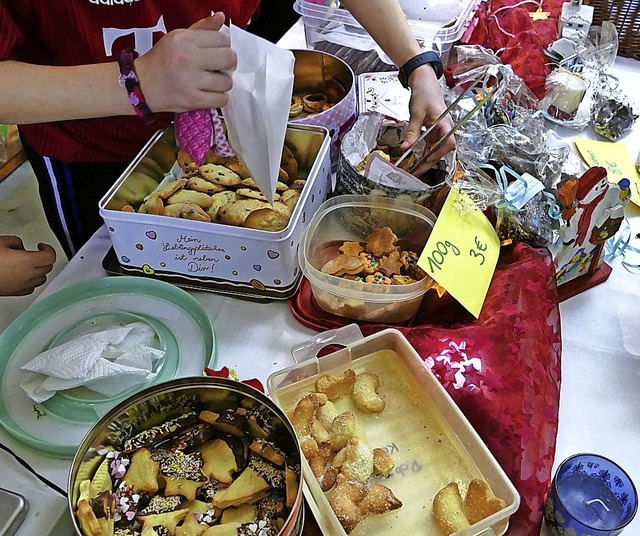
[2,18,640,536]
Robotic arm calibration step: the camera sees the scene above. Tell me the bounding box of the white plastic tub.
[268,326,521,536]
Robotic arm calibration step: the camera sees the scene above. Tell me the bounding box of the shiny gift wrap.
[592,96,638,141]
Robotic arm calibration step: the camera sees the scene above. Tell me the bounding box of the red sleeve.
[0,3,24,60]
[217,0,261,28]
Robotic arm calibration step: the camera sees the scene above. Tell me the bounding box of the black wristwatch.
[397,51,444,88]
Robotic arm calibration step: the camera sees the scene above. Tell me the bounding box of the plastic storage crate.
[293,0,484,74]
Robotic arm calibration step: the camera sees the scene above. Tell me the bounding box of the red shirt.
[0,1,260,162]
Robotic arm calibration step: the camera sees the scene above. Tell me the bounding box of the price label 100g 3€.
[418,189,500,318]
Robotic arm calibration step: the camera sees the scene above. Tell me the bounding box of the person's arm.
[0,236,56,296]
[0,13,235,125]
[339,0,455,170]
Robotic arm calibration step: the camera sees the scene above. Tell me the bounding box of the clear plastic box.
[298,194,436,323]
[293,0,484,74]
[267,325,520,536]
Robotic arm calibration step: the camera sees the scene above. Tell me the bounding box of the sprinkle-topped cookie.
[138,495,183,516]
[124,412,198,453]
[160,450,206,482]
[248,454,285,490]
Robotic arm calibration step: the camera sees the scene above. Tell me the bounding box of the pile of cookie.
[288,368,402,534]
[74,398,300,536]
[122,145,304,232]
[289,78,348,119]
[321,226,429,285]
[432,479,507,535]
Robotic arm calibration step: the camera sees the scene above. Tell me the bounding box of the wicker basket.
[586,0,640,60]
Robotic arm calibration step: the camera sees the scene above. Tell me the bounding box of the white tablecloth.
[2,18,640,535]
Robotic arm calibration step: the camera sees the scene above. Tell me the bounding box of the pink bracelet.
[118,48,156,126]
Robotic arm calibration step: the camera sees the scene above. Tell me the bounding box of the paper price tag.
[574,138,640,207]
[418,189,500,318]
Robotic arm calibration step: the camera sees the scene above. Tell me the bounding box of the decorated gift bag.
[463,0,566,97]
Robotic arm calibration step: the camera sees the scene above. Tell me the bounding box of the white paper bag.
[221,23,295,204]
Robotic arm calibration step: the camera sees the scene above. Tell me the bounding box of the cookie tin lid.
[0,276,216,458]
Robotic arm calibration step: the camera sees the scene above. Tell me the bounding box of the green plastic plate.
[0,276,216,458]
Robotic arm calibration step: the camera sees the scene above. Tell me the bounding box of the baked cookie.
[123,448,160,493]
[271,202,292,218]
[167,189,215,209]
[236,188,281,203]
[303,93,327,114]
[244,208,290,232]
[290,96,303,117]
[433,482,471,535]
[177,148,198,173]
[352,372,385,413]
[164,202,212,222]
[225,157,252,180]
[280,189,300,211]
[200,438,241,484]
[187,177,226,194]
[138,194,164,215]
[155,178,188,200]
[218,199,267,227]
[463,478,506,525]
[199,164,242,187]
[314,369,356,400]
[207,191,238,222]
[280,146,298,183]
[212,466,271,509]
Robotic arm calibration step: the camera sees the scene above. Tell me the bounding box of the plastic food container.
[99,122,331,300]
[293,0,484,74]
[68,377,304,536]
[299,194,437,323]
[267,325,521,536]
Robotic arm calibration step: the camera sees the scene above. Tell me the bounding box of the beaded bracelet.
[117,48,156,126]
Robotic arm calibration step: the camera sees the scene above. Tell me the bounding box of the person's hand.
[0,236,56,296]
[400,65,456,176]
[135,12,237,113]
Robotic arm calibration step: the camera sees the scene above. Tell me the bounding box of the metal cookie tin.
[99,123,331,300]
[289,49,357,164]
[68,377,304,536]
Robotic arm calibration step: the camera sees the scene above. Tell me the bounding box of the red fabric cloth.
[463,0,566,98]
[0,0,260,162]
[358,243,562,535]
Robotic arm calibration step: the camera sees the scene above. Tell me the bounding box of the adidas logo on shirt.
[89,0,141,5]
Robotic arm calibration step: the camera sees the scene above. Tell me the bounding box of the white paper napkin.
[221,23,295,204]
[20,322,165,402]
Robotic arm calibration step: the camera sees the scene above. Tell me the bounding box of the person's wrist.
[398,51,443,89]
[117,48,156,126]
[407,62,440,89]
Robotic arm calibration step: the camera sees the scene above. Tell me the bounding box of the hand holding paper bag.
[174,24,295,205]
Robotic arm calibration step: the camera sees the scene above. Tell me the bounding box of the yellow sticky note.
[574,138,640,206]
[418,189,500,318]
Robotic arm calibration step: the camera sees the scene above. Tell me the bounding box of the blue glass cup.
[544,453,638,535]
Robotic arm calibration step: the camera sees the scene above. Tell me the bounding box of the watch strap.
[398,51,444,88]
